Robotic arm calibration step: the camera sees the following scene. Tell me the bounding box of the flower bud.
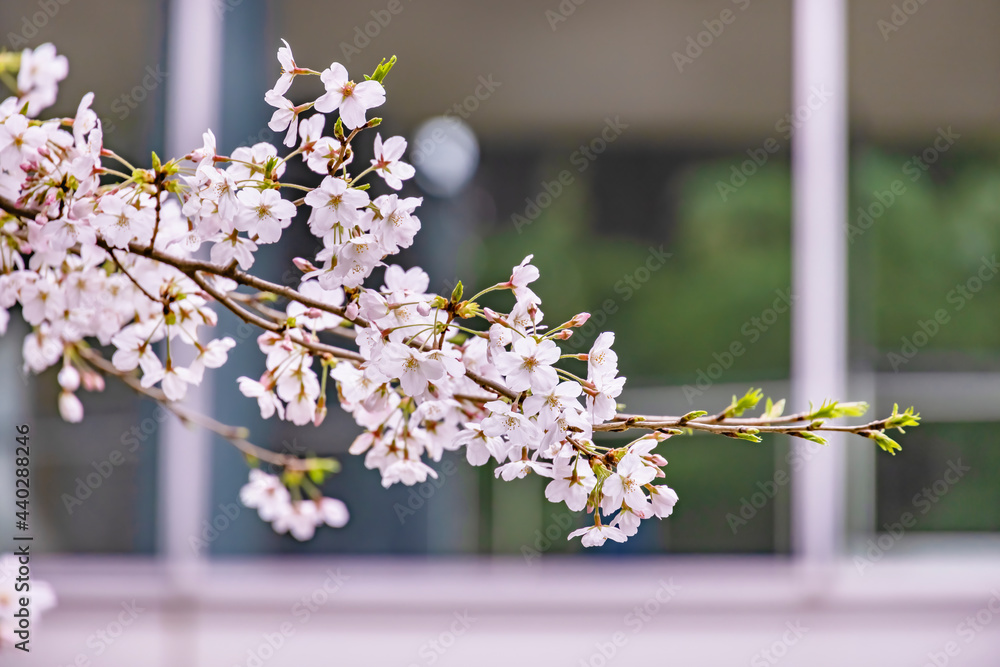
[304,307,322,319]
[345,301,359,320]
[59,391,84,423]
[81,370,105,392]
[552,329,573,340]
[58,364,80,392]
[569,312,591,327]
[313,403,327,427]
[292,257,317,273]
[416,301,431,317]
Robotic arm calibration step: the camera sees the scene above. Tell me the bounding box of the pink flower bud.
[81,371,105,392]
[416,302,431,317]
[313,405,327,427]
[553,330,573,340]
[305,308,322,319]
[345,301,359,320]
[292,257,317,273]
[570,312,591,327]
[649,453,668,467]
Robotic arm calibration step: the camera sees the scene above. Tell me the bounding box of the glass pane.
[849,0,1000,539]
[876,422,1000,533]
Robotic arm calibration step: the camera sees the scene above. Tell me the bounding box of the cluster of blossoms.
[0,42,916,548]
[240,469,349,541]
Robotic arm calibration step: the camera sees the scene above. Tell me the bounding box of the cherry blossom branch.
[0,44,918,548]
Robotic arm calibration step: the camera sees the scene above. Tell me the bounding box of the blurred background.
[1,0,999,664]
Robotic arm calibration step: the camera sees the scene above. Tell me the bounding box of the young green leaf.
[869,430,902,455]
[725,387,764,418]
[885,404,921,432]
[762,397,785,420]
[790,431,828,445]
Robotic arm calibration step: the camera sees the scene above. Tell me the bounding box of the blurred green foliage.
[472,161,793,387]
[876,421,1000,532]
[852,149,1000,369]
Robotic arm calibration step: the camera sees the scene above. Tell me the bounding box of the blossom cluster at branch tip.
[240,469,348,541]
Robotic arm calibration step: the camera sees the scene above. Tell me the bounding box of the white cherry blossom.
[371,134,415,190]
[314,62,385,129]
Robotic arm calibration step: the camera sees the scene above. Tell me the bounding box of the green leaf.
[869,431,902,455]
[725,387,763,418]
[790,431,828,445]
[763,397,785,420]
[808,400,870,420]
[885,404,921,432]
[680,410,707,422]
[367,55,397,84]
[728,431,762,443]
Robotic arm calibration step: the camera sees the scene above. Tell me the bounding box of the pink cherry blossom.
[314,62,385,129]
[236,189,296,244]
[495,336,560,394]
[370,134,415,190]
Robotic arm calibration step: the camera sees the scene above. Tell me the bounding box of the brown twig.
[77,345,320,471]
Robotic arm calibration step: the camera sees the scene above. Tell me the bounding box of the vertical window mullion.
[157,0,223,580]
[791,0,850,562]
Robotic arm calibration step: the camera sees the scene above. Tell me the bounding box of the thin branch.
[187,270,365,363]
[231,292,358,341]
[613,409,841,427]
[77,346,318,471]
[0,195,33,220]
[595,415,894,437]
[109,251,163,306]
